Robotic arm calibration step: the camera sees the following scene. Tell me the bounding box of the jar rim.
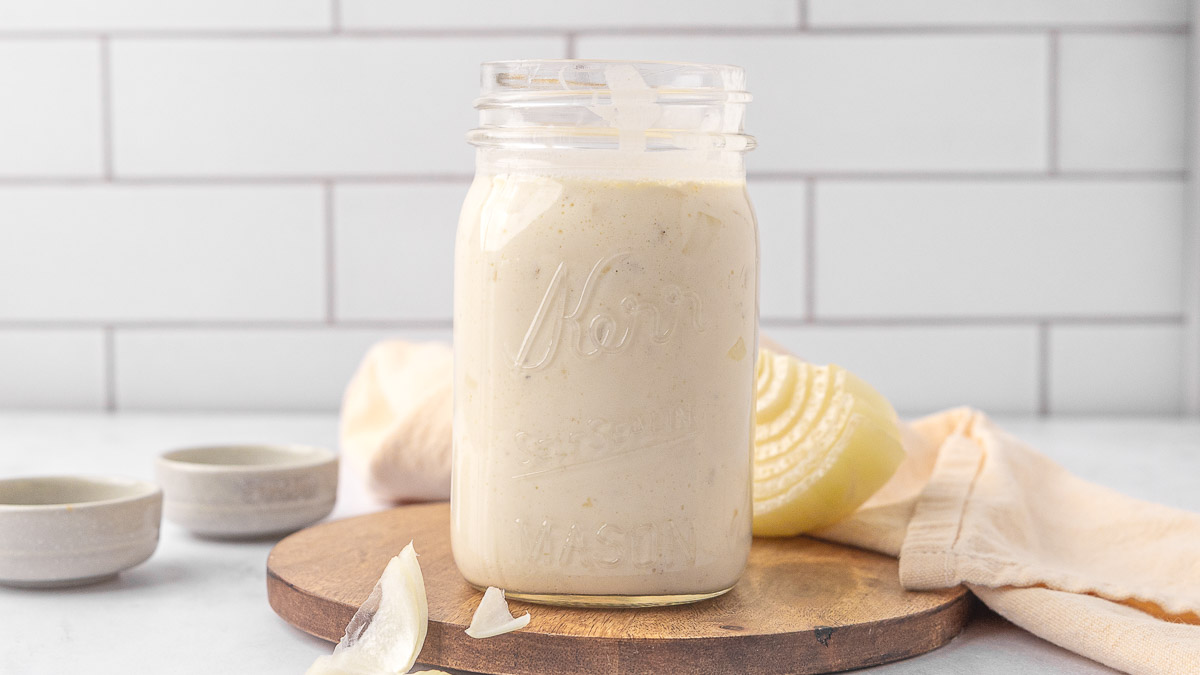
[476,59,751,107]
[472,59,754,154]
[480,58,746,74]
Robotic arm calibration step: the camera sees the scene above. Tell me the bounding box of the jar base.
[473,584,733,608]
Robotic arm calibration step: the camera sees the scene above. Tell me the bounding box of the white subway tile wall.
[1049,325,1185,413]
[0,1,333,31]
[578,34,1050,172]
[114,328,451,411]
[339,1,800,30]
[0,1,1190,415]
[751,181,809,320]
[0,186,325,321]
[813,181,1184,318]
[0,331,106,409]
[110,37,566,176]
[333,183,464,321]
[807,1,1189,27]
[0,41,103,177]
[1059,34,1189,171]
[770,326,1041,413]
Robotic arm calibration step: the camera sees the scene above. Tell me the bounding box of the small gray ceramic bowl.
[156,445,337,538]
[0,476,162,588]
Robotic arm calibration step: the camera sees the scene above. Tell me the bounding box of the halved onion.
[753,350,906,537]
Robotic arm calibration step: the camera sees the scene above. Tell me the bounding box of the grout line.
[747,170,1189,181]
[565,32,577,59]
[1047,30,1060,175]
[0,319,456,330]
[103,326,117,412]
[798,0,808,30]
[0,25,1188,39]
[759,314,1187,328]
[324,181,336,324]
[0,171,1187,188]
[2,316,1181,331]
[1037,321,1051,416]
[1186,2,1200,415]
[98,35,114,180]
[0,174,477,186]
[803,179,816,321]
[330,0,342,32]
[318,319,455,330]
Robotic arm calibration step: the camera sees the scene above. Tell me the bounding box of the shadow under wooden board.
[267,502,971,675]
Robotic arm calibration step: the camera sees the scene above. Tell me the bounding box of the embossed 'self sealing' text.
[512,405,699,477]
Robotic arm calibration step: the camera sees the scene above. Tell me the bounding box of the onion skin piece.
[465,586,531,639]
[305,542,428,675]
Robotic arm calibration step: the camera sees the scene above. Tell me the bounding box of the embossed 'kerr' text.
[508,251,705,371]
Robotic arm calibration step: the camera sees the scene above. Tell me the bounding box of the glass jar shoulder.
[456,172,756,259]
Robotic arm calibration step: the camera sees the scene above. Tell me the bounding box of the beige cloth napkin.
[818,409,1200,675]
[341,341,453,503]
[342,341,1200,675]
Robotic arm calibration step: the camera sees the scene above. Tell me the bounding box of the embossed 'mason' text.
[514,517,697,572]
[509,251,704,371]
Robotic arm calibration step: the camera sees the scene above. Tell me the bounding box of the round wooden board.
[267,502,970,675]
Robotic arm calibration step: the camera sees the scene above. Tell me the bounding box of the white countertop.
[2,412,1197,675]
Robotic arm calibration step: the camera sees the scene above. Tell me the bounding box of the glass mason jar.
[452,60,758,607]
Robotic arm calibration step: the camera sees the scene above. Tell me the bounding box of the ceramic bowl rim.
[0,475,162,512]
[157,444,337,474]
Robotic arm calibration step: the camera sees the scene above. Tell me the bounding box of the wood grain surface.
[267,502,971,675]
